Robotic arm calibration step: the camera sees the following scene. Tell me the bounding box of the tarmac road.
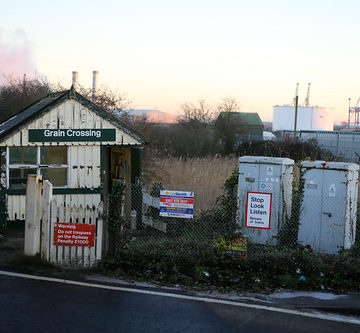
[0,271,359,333]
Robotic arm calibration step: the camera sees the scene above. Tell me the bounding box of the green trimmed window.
[8,146,68,189]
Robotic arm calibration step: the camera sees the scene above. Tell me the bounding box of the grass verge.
[97,244,360,293]
[10,254,59,272]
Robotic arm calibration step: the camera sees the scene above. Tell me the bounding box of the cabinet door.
[298,168,323,251]
[319,170,346,254]
[238,163,259,228]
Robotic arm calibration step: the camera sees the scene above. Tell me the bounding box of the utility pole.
[293,84,299,143]
[348,98,351,129]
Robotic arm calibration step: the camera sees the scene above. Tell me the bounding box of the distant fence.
[281,130,360,162]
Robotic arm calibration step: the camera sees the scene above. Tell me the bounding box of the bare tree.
[0,76,55,123]
[77,84,131,111]
[181,99,214,124]
[0,74,133,124]
[216,97,241,115]
[76,84,134,125]
[215,97,242,155]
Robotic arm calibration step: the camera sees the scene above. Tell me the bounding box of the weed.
[0,244,17,250]
[10,254,58,271]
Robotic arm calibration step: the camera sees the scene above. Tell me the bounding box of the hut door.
[111,150,124,181]
[109,148,132,215]
[110,148,131,184]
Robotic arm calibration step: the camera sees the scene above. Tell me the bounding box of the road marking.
[1,269,359,325]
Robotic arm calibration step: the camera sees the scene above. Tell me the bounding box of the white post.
[41,180,53,261]
[130,210,137,230]
[24,175,42,255]
[96,202,104,261]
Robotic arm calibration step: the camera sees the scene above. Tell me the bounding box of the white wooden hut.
[0,87,147,227]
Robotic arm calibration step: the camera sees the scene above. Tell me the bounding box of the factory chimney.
[92,71,98,103]
[72,71,78,90]
[22,73,27,91]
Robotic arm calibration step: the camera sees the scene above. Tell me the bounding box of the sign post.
[245,192,272,229]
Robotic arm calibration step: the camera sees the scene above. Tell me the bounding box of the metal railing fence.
[281,130,360,162]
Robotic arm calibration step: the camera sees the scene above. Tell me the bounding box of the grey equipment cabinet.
[298,161,359,254]
[238,156,294,245]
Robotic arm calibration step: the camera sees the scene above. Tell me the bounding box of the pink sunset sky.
[1,0,360,123]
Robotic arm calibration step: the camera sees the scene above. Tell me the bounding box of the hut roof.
[0,86,148,144]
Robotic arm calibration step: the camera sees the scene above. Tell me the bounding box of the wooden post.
[41,180,53,261]
[24,175,42,256]
[120,191,125,234]
[49,199,58,264]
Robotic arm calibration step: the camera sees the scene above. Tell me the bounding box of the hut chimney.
[72,71,78,90]
[92,71,98,103]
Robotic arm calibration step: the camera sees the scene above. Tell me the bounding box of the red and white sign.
[160,197,194,207]
[54,223,95,247]
[245,192,272,229]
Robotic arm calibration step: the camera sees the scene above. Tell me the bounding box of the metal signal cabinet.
[298,161,359,254]
[238,156,294,245]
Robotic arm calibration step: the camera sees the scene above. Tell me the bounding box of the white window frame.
[7,146,69,189]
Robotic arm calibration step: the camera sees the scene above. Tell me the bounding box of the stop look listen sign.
[245,192,272,229]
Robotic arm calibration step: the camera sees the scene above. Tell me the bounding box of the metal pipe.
[72,71,78,90]
[92,71,98,103]
[348,98,351,129]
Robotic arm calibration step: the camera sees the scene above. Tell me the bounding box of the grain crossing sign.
[160,190,194,218]
[28,129,116,142]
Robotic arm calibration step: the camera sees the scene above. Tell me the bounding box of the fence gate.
[24,175,104,268]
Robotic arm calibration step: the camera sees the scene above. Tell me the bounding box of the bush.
[238,140,339,163]
[98,242,360,292]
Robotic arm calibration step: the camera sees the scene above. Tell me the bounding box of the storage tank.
[272,105,333,131]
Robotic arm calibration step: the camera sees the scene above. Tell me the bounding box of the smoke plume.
[0,29,38,84]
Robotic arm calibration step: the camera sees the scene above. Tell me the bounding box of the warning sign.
[214,237,247,258]
[267,166,273,176]
[245,192,272,229]
[54,223,95,247]
[329,183,336,197]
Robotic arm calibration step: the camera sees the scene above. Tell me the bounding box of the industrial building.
[273,105,334,132]
[272,83,334,132]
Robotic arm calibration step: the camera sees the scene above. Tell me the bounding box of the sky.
[1,0,360,122]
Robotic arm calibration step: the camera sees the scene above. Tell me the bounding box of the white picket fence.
[44,200,104,267]
[142,192,167,232]
[25,175,104,268]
